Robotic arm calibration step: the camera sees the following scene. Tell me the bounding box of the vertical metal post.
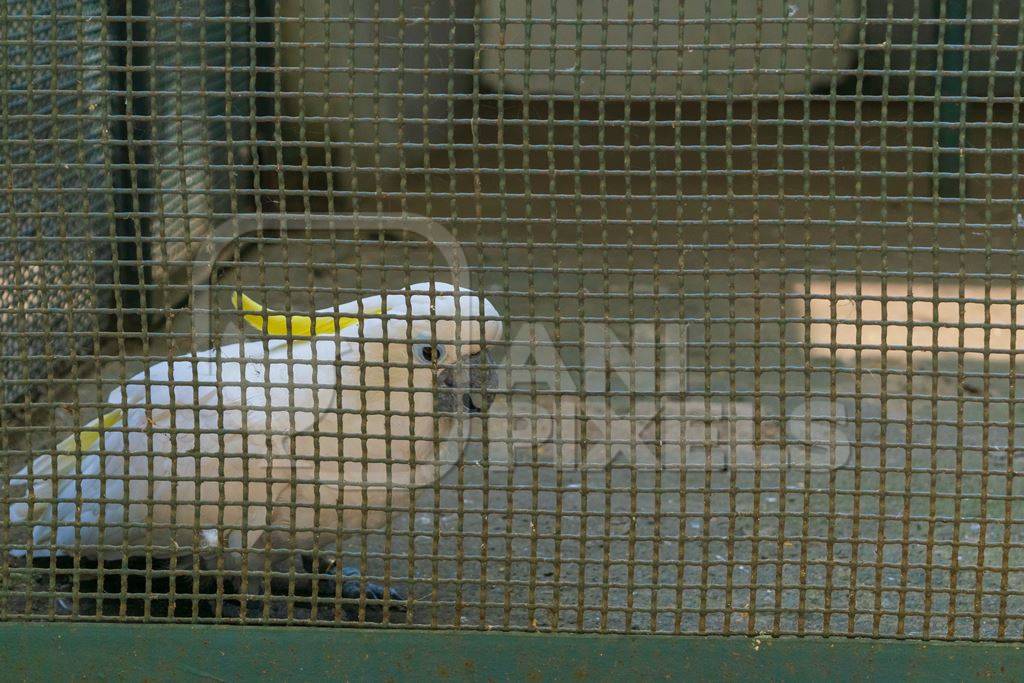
[935,0,967,197]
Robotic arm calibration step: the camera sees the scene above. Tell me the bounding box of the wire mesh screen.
[0,0,114,407]
[2,0,1024,641]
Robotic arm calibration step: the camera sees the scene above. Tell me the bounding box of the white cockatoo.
[7,282,501,601]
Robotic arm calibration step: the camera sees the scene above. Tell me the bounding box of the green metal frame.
[1,624,1022,681]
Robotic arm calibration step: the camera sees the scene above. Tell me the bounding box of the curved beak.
[437,351,497,414]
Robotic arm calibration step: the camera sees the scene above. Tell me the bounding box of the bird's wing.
[7,339,339,557]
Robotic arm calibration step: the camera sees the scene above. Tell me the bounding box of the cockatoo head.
[361,282,503,415]
[234,281,503,415]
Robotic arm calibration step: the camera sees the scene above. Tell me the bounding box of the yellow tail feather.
[16,408,125,523]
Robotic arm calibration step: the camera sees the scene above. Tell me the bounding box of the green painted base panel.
[1,624,1023,681]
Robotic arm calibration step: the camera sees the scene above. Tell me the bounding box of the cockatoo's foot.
[336,565,407,603]
[293,556,407,620]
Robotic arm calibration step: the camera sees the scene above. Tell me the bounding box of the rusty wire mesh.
[2,0,1024,640]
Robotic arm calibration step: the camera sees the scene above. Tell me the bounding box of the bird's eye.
[413,343,445,364]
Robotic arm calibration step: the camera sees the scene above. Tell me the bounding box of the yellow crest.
[232,292,381,337]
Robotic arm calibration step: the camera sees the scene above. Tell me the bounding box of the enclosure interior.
[1,0,1023,638]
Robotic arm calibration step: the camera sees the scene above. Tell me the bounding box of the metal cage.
[1,0,1024,675]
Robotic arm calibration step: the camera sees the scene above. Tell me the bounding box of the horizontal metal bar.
[0,624,1021,679]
